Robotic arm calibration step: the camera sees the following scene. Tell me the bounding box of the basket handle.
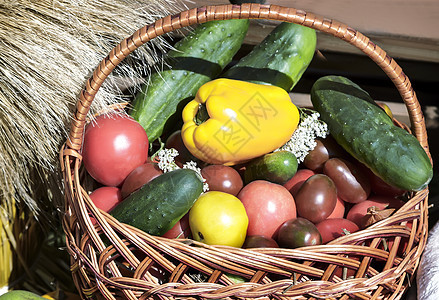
[66,4,430,159]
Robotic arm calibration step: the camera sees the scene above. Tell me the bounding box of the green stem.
[195,103,210,125]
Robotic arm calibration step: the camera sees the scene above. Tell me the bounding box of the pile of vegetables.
[80,18,433,262]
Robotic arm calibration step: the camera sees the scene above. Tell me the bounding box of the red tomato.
[332,256,359,279]
[316,218,359,244]
[238,180,296,239]
[82,114,149,187]
[283,169,316,197]
[162,213,191,239]
[120,162,163,199]
[369,171,406,197]
[89,186,123,213]
[346,195,405,228]
[384,222,412,256]
[327,197,346,219]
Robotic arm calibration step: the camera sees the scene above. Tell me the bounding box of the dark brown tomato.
[295,174,337,223]
[201,165,243,196]
[277,217,322,249]
[242,235,279,248]
[303,137,347,171]
[166,130,200,167]
[120,162,163,199]
[323,158,371,204]
[316,218,359,244]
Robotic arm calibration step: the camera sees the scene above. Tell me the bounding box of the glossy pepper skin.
[181,78,300,165]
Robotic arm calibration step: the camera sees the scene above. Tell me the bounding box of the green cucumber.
[0,291,46,300]
[130,19,250,142]
[222,22,316,91]
[244,151,298,185]
[110,169,203,236]
[310,75,433,191]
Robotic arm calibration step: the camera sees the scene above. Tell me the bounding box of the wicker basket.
[60,4,432,299]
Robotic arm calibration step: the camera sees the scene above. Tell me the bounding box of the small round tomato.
[277,218,322,249]
[316,218,359,244]
[283,169,316,197]
[369,171,406,197]
[356,163,406,197]
[82,114,149,187]
[189,191,248,247]
[166,130,199,167]
[238,180,296,239]
[346,195,405,228]
[89,186,122,213]
[201,165,243,196]
[162,213,191,239]
[242,235,279,249]
[120,162,163,199]
[303,137,347,171]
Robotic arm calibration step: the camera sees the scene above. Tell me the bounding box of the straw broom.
[0,0,188,294]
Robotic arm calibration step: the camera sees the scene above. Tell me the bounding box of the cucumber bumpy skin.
[244,151,298,185]
[223,22,316,91]
[110,169,203,236]
[310,75,433,191]
[130,19,250,142]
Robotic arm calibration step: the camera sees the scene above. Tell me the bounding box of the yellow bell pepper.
[181,78,300,165]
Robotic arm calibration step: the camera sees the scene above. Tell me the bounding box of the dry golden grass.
[0,0,188,291]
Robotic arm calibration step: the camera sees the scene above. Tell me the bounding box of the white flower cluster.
[156,148,209,192]
[182,161,209,192]
[277,111,329,163]
[157,148,180,173]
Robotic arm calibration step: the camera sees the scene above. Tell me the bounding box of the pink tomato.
[82,114,149,187]
[283,169,316,197]
[238,180,296,239]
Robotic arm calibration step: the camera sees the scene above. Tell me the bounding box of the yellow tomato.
[189,191,248,247]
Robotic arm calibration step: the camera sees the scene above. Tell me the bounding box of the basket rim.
[60,4,431,300]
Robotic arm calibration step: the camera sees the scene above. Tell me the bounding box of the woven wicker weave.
[60,4,431,299]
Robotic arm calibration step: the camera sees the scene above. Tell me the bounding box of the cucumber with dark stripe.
[310,75,432,191]
[130,19,249,142]
[110,169,203,236]
[222,21,316,91]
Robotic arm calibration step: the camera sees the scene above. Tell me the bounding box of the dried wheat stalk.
[0,0,187,216]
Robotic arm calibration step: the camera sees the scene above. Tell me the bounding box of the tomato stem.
[195,103,209,125]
